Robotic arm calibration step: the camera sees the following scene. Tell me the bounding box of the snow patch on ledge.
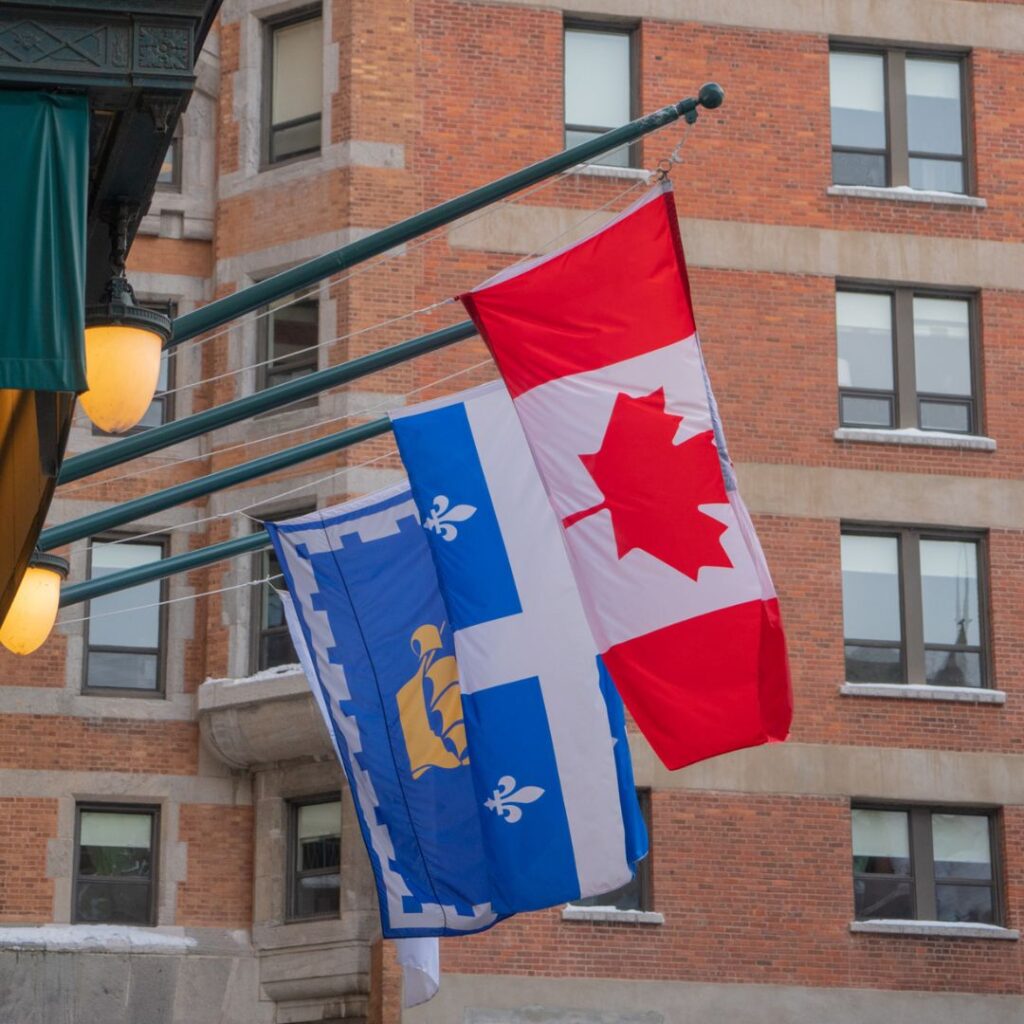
[827,184,987,208]
[850,919,1019,940]
[840,682,1006,705]
[0,925,198,953]
[834,427,996,451]
[203,663,303,688]
[562,905,664,925]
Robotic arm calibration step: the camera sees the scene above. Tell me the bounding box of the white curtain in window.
[81,811,152,849]
[272,17,323,124]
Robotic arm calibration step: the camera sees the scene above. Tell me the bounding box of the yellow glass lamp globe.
[79,323,164,434]
[0,554,69,656]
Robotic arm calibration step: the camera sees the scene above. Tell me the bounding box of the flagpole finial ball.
[698,83,725,110]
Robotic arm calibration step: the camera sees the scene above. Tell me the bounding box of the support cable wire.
[59,171,649,495]
[159,157,611,361]
[159,170,648,398]
[56,574,284,628]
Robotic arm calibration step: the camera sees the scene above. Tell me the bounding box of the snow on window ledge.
[572,163,650,181]
[840,683,1006,705]
[850,920,1019,941]
[0,925,199,954]
[833,427,996,452]
[827,184,987,208]
[561,905,664,925]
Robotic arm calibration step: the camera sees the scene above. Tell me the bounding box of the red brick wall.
[0,798,57,923]
[176,804,254,928]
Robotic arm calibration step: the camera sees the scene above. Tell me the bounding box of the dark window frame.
[263,5,324,169]
[287,792,342,921]
[83,533,169,698]
[72,802,160,927]
[572,788,652,911]
[563,18,641,170]
[90,300,178,436]
[836,282,981,434]
[830,41,973,194]
[250,503,317,675]
[851,803,1002,926]
[841,524,991,689]
[255,294,320,398]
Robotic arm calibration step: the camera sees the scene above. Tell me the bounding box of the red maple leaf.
[563,387,733,581]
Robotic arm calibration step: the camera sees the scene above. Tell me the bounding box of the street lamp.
[0,552,69,656]
[79,203,172,434]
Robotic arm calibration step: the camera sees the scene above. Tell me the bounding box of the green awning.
[0,91,88,393]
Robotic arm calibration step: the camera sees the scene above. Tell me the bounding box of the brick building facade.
[1,1,1023,1022]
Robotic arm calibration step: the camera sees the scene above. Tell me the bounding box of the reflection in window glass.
[257,544,299,671]
[829,52,887,186]
[75,808,155,925]
[86,541,163,691]
[920,539,981,687]
[291,798,341,919]
[564,28,632,168]
[913,298,972,397]
[906,58,964,192]
[841,535,903,684]
[836,292,894,390]
[262,299,319,390]
[852,809,913,920]
[932,813,994,923]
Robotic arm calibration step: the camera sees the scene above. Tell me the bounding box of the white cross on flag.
[461,180,793,770]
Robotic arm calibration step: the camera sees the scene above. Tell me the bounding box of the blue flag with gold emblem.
[265,487,503,937]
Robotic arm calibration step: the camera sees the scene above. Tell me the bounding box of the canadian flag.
[461,181,792,770]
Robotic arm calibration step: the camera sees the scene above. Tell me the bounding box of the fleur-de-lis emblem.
[484,775,545,824]
[422,495,476,542]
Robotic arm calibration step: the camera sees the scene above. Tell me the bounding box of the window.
[572,790,651,910]
[852,806,1000,924]
[836,287,978,433]
[253,505,315,672]
[266,9,323,165]
[829,47,968,193]
[564,23,636,168]
[74,805,158,925]
[289,796,341,919]
[156,124,181,190]
[257,296,319,393]
[85,538,165,694]
[841,529,987,688]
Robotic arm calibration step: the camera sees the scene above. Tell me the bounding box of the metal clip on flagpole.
[651,81,724,183]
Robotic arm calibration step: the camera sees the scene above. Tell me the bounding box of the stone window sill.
[573,163,650,181]
[850,920,1018,941]
[834,427,996,451]
[840,682,1005,705]
[562,906,664,925]
[827,184,987,208]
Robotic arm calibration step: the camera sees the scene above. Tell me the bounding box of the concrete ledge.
[828,185,987,208]
[562,906,664,925]
[573,163,650,181]
[850,920,1019,940]
[840,683,1006,705]
[198,668,333,768]
[833,427,996,451]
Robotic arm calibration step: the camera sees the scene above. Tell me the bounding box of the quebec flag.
[391,380,647,908]
[265,488,503,939]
